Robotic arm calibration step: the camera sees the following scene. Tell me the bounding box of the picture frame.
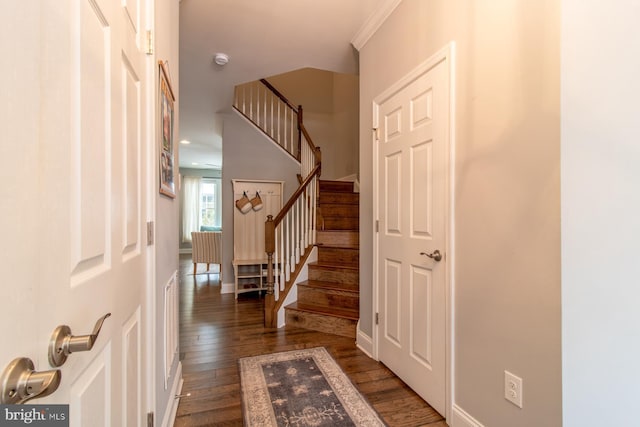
[159,60,176,198]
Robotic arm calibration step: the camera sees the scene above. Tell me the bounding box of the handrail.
[264,163,320,328]
[234,77,321,328]
[300,125,321,163]
[273,164,321,226]
[260,79,299,113]
[234,80,302,160]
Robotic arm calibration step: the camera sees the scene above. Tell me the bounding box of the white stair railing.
[233,78,321,328]
[233,79,301,160]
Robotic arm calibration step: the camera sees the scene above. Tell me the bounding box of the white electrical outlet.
[504,371,523,408]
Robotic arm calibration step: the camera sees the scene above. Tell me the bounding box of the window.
[200,179,219,228]
[182,175,222,243]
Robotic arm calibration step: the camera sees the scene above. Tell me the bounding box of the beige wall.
[359,1,561,425]
[267,68,359,179]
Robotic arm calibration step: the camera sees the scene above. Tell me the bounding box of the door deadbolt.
[0,358,61,404]
[48,313,111,367]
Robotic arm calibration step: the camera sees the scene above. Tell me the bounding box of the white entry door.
[1,0,151,425]
[374,49,451,416]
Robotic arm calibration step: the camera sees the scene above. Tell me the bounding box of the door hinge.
[147,412,154,427]
[373,127,379,141]
[375,312,379,325]
[146,30,154,55]
[375,220,379,233]
[147,221,154,245]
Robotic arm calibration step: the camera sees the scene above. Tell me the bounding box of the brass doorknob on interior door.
[420,250,443,262]
[0,358,61,404]
[48,313,111,367]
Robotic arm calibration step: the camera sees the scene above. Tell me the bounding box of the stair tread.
[298,279,359,293]
[319,195,359,204]
[310,262,359,271]
[286,302,359,320]
[315,243,359,250]
[318,231,359,238]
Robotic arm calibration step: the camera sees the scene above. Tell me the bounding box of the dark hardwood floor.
[174,255,447,426]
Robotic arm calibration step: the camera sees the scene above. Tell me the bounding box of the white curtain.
[182,176,201,243]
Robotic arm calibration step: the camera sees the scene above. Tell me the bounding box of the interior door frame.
[372,42,456,422]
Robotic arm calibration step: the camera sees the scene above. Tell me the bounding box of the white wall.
[359,1,561,425]
[561,2,640,425]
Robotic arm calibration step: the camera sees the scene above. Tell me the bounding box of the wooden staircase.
[284,180,359,338]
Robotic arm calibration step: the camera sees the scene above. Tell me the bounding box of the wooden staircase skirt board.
[317,246,359,267]
[308,263,359,285]
[316,230,359,246]
[319,192,359,205]
[319,180,355,193]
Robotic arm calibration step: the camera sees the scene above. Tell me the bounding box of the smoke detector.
[214,53,229,66]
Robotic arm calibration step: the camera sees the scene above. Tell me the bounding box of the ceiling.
[178,0,386,169]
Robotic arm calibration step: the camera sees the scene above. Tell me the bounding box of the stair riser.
[319,204,359,217]
[317,247,359,267]
[298,287,359,310]
[319,181,354,193]
[317,231,359,246]
[319,193,359,205]
[309,265,358,285]
[319,217,359,230]
[285,309,356,339]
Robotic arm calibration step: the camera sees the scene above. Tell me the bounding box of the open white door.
[374,46,453,416]
[1,0,152,425]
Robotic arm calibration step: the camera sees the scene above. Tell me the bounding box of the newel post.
[264,215,276,328]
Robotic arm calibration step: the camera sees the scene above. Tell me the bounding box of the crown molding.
[351,0,403,51]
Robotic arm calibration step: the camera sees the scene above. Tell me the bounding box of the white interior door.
[374,53,450,416]
[1,0,151,425]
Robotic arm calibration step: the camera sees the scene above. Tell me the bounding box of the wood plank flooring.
[174,255,447,426]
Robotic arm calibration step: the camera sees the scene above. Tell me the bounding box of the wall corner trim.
[355,321,374,358]
[351,0,403,51]
[161,361,183,427]
[220,282,235,294]
[451,404,485,427]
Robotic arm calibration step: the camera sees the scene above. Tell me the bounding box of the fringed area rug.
[239,347,386,426]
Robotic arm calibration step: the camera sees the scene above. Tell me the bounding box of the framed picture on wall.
[159,60,176,198]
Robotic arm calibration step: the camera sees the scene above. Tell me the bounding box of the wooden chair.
[191,231,222,278]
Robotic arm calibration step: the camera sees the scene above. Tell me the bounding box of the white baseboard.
[355,321,374,358]
[161,361,183,427]
[451,404,485,427]
[221,282,234,294]
[337,173,357,182]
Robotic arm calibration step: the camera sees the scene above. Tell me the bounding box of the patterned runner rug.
[239,347,386,426]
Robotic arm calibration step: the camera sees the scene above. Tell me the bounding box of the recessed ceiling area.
[178,0,387,169]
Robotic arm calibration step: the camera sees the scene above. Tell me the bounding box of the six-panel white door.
[1,0,151,425]
[375,56,449,416]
